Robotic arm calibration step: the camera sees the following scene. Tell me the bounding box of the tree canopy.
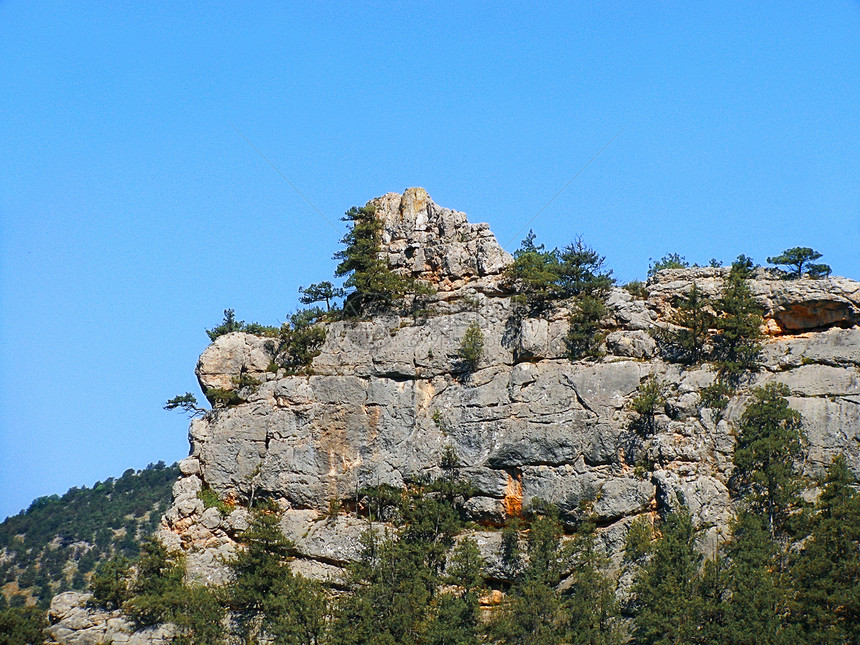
[767,247,831,279]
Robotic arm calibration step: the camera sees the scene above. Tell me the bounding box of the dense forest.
[0,462,178,610]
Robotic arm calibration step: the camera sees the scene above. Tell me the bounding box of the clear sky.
[1,2,858,520]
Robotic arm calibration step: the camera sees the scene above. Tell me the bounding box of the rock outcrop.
[166,189,860,582]
[45,592,174,645]
[49,188,860,642]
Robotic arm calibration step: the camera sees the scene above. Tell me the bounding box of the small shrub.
[699,381,731,414]
[206,309,278,341]
[648,253,689,278]
[624,280,648,299]
[233,366,261,392]
[566,294,607,359]
[204,387,243,408]
[457,321,485,372]
[197,488,233,515]
[630,376,667,435]
[276,308,327,373]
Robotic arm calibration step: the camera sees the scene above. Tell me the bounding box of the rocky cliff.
[46,188,860,642]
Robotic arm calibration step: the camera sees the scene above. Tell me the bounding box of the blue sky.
[1,2,858,520]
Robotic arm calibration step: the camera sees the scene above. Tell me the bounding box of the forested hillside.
[0,462,178,609]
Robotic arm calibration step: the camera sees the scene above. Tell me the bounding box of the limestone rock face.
[372,187,512,292]
[50,189,860,643]
[45,592,175,645]
[164,191,860,589]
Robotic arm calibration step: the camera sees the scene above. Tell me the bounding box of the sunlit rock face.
[150,189,860,590]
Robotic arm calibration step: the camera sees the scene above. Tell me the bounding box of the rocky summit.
[46,188,860,644]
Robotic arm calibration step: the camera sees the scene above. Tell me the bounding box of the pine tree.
[425,539,484,645]
[490,505,567,645]
[719,511,796,645]
[334,205,427,315]
[564,518,622,645]
[566,294,609,360]
[631,508,703,645]
[0,605,47,645]
[503,231,561,310]
[712,259,764,383]
[791,455,860,644]
[663,282,714,364]
[555,238,614,300]
[731,383,806,539]
[767,247,831,279]
[229,502,328,645]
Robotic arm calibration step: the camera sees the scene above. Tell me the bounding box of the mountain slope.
[0,462,178,608]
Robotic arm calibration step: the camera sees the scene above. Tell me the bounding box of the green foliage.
[623,280,648,299]
[564,519,623,645]
[502,231,561,310]
[299,281,344,312]
[503,232,613,360]
[457,321,485,372]
[791,456,860,643]
[0,605,46,645]
[732,383,806,538]
[275,309,327,373]
[91,539,225,644]
[170,586,226,645]
[204,386,244,408]
[123,539,185,627]
[555,238,614,300]
[206,308,279,341]
[566,294,609,360]
[647,252,689,278]
[662,282,714,364]
[699,380,732,414]
[197,488,233,515]
[0,462,178,608]
[630,376,667,435]
[90,555,132,609]
[234,365,262,392]
[631,507,703,645]
[426,547,482,645]
[623,516,653,564]
[504,232,614,312]
[493,504,622,645]
[228,502,329,645]
[712,259,764,382]
[164,392,206,417]
[767,247,831,279]
[334,204,430,316]
[490,505,567,645]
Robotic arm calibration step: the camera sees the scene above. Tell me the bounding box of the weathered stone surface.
[647,267,860,332]
[373,187,512,292]
[164,195,859,584]
[45,592,175,645]
[196,332,276,392]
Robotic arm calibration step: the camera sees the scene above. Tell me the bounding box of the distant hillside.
[0,462,178,609]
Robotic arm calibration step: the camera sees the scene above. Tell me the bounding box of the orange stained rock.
[480,589,504,606]
[503,472,523,518]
